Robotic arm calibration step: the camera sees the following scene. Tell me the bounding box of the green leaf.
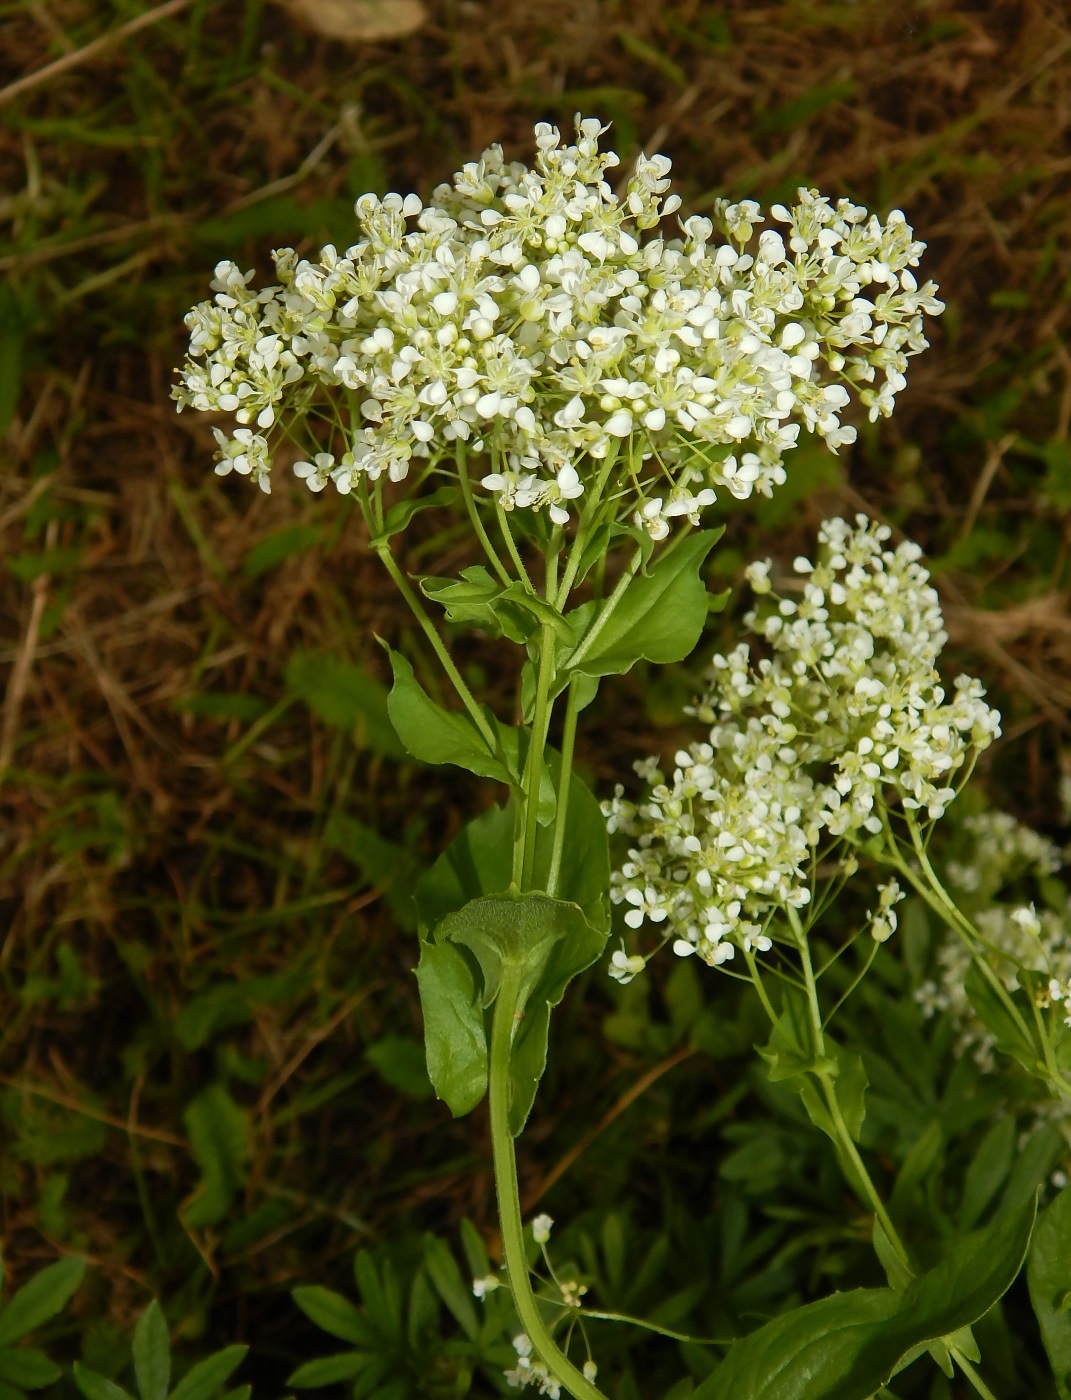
[0,1257,84,1345]
[168,1347,247,1400]
[412,762,609,1125]
[423,1235,479,1340]
[564,528,723,679]
[369,486,458,546]
[872,1220,912,1294]
[285,651,405,759]
[292,1288,376,1347]
[695,1194,1036,1400]
[365,1036,434,1100]
[413,760,608,938]
[414,942,488,1117]
[960,1115,1017,1230]
[323,813,421,931]
[438,891,589,1013]
[383,647,513,784]
[133,1303,170,1400]
[73,1365,134,1400]
[413,803,515,937]
[0,1348,61,1388]
[422,567,574,645]
[1028,1183,1071,1399]
[434,890,604,1134]
[287,1354,369,1388]
[242,523,322,578]
[963,960,1043,1074]
[182,1085,248,1228]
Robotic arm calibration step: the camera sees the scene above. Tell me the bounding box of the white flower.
[472,1275,501,1298]
[607,518,998,978]
[531,1213,553,1245]
[176,121,943,532]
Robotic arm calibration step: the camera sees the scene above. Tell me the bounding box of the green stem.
[546,679,580,899]
[568,547,643,669]
[743,947,780,1027]
[489,965,609,1400]
[373,542,496,751]
[555,444,620,609]
[794,917,912,1271]
[950,1349,999,1400]
[522,623,557,888]
[457,442,512,586]
[889,824,1038,1052]
[497,501,535,593]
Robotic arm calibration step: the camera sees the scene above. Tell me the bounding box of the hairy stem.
[489,964,608,1400]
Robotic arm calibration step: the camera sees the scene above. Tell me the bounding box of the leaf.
[0,1348,61,1388]
[413,803,516,937]
[438,891,588,1012]
[0,1257,84,1345]
[242,523,322,578]
[383,647,513,784]
[323,813,421,931]
[73,1366,135,1400]
[434,890,604,1134]
[414,942,488,1117]
[181,1085,248,1228]
[695,1194,1036,1400]
[1028,1183,1071,1399]
[370,486,457,546]
[365,1036,434,1100]
[287,1354,369,1388]
[963,960,1043,1074]
[413,760,608,938]
[960,1115,1017,1230]
[412,763,609,1125]
[292,1288,376,1347]
[423,1235,479,1340]
[168,1348,247,1400]
[422,568,574,645]
[285,651,405,759]
[564,528,723,679]
[133,1303,170,1400]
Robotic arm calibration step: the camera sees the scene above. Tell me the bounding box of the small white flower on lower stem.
[472,1275,501,1298]
[609,949,646,984]
[532,1213,553,1245]
[583,1361,598,1383]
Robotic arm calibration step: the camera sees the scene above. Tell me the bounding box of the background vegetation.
[1,0,1070,1395]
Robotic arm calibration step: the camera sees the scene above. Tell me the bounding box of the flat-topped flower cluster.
[604,516,1001,973]
[173,116,943,536]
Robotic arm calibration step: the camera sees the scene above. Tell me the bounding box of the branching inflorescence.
[604,516,1001,978]
[174,117,942,544]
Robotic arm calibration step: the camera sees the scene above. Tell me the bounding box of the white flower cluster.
[918,900,1071,1068]
[504,1336,596,1396]
[506,1334,561,1398]
[917,810,1070,1069]
[945,810,1063,895]
[174,117,943,529]
[603,516,1000,970]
